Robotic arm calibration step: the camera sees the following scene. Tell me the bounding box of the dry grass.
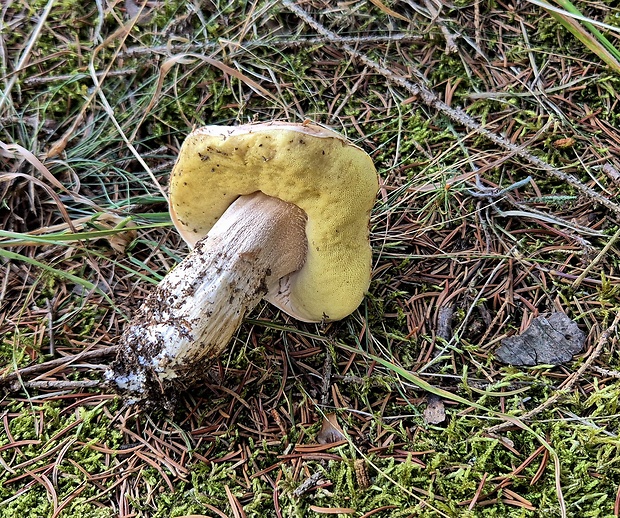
[1,0,620,517]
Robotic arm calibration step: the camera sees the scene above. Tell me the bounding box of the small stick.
[7,380,103,392]
[589,365,620,379]
[23,69,137,86]
[117,34,425,59]
[0,347,117,387]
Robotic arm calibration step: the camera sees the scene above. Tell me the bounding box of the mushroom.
[108,122,378,400]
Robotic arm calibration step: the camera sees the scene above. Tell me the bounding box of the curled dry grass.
[1,0,620,516]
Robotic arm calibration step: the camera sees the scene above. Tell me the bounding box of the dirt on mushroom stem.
[106,191,308,406]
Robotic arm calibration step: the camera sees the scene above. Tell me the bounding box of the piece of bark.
[293,472,324,497]
[354,459,371,489]
[423,393,446,424]
[436,304,454,341]
[496,312,585,366]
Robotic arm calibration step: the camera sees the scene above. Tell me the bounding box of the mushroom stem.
[107,191,307,399]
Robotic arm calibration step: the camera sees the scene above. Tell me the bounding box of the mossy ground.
[2,0,620,516]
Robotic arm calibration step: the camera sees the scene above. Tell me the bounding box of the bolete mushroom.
[108,122,378,400]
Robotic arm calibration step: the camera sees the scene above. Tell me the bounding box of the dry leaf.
[93,214,138,254]
[317,413,346,444]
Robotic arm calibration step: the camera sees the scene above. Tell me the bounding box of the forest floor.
[2,1,620,516]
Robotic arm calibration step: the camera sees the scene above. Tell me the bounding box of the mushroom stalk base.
[107,192,307,401]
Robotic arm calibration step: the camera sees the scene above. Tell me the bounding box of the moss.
[0,400,123,517]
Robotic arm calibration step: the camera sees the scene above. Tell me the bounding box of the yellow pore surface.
[169,123,379,322]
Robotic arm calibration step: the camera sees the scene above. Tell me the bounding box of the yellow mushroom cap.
[168,122,379,322]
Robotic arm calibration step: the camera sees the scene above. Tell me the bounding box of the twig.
[467,175,604,239]
[117,34,425,59]
[282,0,620,219]
[1,346,118,387]
[466,175,534,199]
[22,69,137,86]
[436,305,454,341]
[7,380,103,392]
[486,312,620,434]
[589,365,620,379]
